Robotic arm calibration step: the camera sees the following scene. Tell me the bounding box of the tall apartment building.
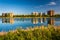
[47,10,54,16]
[32,12,39,16]
[2,13,13,17]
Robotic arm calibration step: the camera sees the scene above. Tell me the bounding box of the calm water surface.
[0,18,60,32]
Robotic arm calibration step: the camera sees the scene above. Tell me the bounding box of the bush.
[0,26,60,40]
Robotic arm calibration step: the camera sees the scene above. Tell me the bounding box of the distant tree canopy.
[1,14,60,17]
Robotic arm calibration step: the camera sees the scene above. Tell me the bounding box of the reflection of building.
[32,12,39,16]
[47,10,54,16]
[2,18,14,24]
[31,18,38,24]
[2,13,13,17]
[40,18,43,23]
[31,18,46,24]
[48,18,55,25]
[39,18,46,23]
[43,18,46,23]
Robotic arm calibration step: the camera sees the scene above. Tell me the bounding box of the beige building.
[32,12,39,16]
[2,13,13,17]
[47,10,54,16]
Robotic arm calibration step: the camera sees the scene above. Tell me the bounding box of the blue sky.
[0,0,60,15]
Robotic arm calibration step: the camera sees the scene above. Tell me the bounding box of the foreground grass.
[0,25,60,40]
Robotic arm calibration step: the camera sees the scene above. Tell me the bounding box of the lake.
[0,18,60,32]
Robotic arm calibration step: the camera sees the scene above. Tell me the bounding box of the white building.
[32,12,39,16]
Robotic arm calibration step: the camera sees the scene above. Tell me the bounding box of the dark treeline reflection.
[2,18,55,25]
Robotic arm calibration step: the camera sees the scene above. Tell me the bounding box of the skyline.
[0,0,60,15]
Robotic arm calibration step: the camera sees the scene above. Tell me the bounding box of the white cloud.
[34,2,56,9]
[47,2,56,5]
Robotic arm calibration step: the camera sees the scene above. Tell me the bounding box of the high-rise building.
[47,10,54,16]
[2,13,13,17]
[42,13,45,16]
[32,12,39,16]
[40,12,42,16]
[39,12,42,16]
[45,12,47,15]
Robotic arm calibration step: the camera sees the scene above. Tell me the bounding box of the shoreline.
[0,32,7,36]
[0,17,60,18]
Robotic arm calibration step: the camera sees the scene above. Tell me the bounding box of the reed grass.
[0,25,60,40]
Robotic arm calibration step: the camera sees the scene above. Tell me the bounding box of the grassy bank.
[0,25,60,40]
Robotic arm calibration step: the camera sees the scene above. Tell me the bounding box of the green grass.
[0,25,60,40]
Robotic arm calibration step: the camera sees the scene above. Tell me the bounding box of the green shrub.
[0,26,60,40]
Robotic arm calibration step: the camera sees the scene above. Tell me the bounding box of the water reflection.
[31,18,55,25]
[31,18,39,24]
[48,18,55,25]
[0,18,60,32]
[39,18,46,23]
[2,18,14,24]
[2,18,55,25]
